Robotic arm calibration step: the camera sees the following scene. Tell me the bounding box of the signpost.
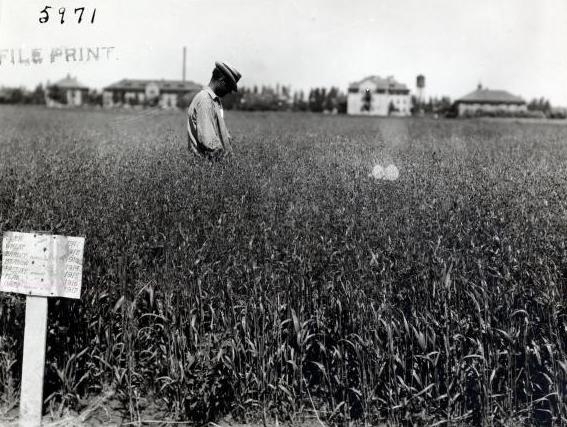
[0,231,85,427]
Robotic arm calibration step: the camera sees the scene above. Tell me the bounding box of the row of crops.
[0,106,566,425]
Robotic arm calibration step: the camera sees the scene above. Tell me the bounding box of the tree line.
[0,84,102,106]
[1,83,563,118]
[221,85,348,113]
[0,84,48,105]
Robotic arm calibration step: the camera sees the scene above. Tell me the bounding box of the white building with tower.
[347,75,411,116]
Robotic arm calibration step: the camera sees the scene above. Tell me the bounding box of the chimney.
[182,47,186,82]
[477,82,483,90]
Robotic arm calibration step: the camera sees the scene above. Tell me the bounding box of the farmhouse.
[46,74,89,107]
[103,79,201,108]
[347,75,411,116]
[455,85,527,116]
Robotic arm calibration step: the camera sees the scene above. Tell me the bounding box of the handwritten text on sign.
[0,232,84,299]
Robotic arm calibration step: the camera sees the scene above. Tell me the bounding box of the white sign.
[0,231,84,299]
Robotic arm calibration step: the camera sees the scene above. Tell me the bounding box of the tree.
[410,95,419,115]
[425,97,434,114]
[47,85,66,104]
[310,88,324,112]
[293,90,308,112]
[325,87,339,112]
[31,84,46,104]
[87,90,103,106]
[336,91,347,114]
[308,88,326,113]
[437,96,452,115]
[528,97,553,116]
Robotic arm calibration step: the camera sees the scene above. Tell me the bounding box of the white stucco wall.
[347,77,411,116]
[347,91,411,116]
[65,89,83,106]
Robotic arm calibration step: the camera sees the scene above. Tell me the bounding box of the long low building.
[455,85,526,116]
[103,79,202,108]
[347,75,411,116]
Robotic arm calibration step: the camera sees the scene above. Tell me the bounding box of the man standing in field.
[187,61,242,161]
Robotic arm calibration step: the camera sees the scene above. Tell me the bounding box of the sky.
[0,0,566,105]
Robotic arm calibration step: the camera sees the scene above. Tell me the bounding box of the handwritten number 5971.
[39,6,96,24]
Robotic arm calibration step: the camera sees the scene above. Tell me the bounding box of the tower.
[416,74,425,104]
[182,46,186,82]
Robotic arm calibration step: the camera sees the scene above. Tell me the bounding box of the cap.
[215,61,242,92]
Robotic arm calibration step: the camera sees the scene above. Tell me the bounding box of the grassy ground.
[0,106,566,425]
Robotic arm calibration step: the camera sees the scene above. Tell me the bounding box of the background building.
[455,85,527,116]
[103,79,201,108]
[416,75,426,104]
[347,75,411,116]
[46,74,89,107]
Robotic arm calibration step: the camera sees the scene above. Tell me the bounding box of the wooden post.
[19,295,48,427]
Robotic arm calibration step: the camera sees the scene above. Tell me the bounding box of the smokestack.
[182,47,186,82]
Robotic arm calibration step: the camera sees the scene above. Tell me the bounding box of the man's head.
[209,61,241,97]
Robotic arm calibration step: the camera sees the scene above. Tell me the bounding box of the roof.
[457,88,525,104]
[349,75,409,91]
[50,74,88,89]
[104,79,202,92]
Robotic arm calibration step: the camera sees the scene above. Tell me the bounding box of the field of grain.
[0,105,566,425]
